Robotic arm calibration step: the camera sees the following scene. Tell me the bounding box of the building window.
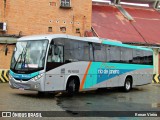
[48,27,52,32]
[60,27,66,32]
[60,0,71,8]
[76,28,80,33]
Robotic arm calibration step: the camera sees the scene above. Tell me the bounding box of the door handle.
[49,76,52,77]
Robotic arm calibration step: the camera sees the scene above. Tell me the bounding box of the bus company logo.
[97,68,120,75]
[2,112,11,117]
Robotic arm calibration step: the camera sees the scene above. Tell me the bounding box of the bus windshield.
[10,40,48,72]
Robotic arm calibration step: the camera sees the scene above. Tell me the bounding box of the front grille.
[14,78,30,81]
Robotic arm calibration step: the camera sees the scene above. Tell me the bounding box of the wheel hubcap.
[126,81,130,90]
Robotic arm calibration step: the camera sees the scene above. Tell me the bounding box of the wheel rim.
[126,81,131,90]
[69,80,76,92]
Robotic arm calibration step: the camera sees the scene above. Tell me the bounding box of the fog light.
[35,83,40,89]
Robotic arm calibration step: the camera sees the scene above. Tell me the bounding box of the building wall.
[0,0,92,69]
[0,0,92,36]
[0,0,4,22]
[0,44,15,69]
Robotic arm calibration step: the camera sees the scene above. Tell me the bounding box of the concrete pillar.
[153,48,159,74]
[159,52,160,74]
[111,0,121,4]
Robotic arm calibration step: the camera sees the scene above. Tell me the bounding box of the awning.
[0,37,17,44]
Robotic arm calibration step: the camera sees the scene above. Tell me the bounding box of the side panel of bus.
[44,61,152,92]
[80,62,153,90]
[44,37,153,92]
[44,62,89,91]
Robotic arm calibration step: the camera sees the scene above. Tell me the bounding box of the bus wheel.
[124,77,132,92]
[66,78,79,96]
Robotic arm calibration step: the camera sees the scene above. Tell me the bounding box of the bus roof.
[18,34,152,51]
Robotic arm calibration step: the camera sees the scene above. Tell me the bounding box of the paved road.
[0,83,160,119]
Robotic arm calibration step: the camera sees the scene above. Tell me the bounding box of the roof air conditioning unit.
[0,22,7,31]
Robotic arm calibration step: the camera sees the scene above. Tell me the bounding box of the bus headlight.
[9,74,13,79]
[31,74,43,81]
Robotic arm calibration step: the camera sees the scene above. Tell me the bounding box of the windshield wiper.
[13,48,26,70]
[22,50,29,70]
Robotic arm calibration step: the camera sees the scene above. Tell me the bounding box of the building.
[0,0,160,81]
[0,38,16,69]
[91,0,160,80]
[0,0,92,69]
[0,0,92,36]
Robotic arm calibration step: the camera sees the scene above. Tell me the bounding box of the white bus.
[9,34,153,95]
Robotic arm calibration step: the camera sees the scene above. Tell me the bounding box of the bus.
[9,34,153,95]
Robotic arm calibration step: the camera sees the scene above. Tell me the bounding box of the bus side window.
[47,45,64,63]
[89,43,94,61]
[64,39,90,62]
[121,48,133,63]
[108,46,121,63]
[78,41,90,61]
[143,51,153,65]
[93,44,107,62]
[47,45,53,62]
[133,50,142,64]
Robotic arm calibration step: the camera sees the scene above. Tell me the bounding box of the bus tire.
[66,77,79,96]
[38,91,55,96]
[37,91,45,96]
[123,77,132,92]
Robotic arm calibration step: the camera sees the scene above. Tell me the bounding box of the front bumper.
[9,77,44,91]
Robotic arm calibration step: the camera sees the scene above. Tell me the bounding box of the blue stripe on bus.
[83,62,153,89]
[10,70,39,80]
[97,69,134,84]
